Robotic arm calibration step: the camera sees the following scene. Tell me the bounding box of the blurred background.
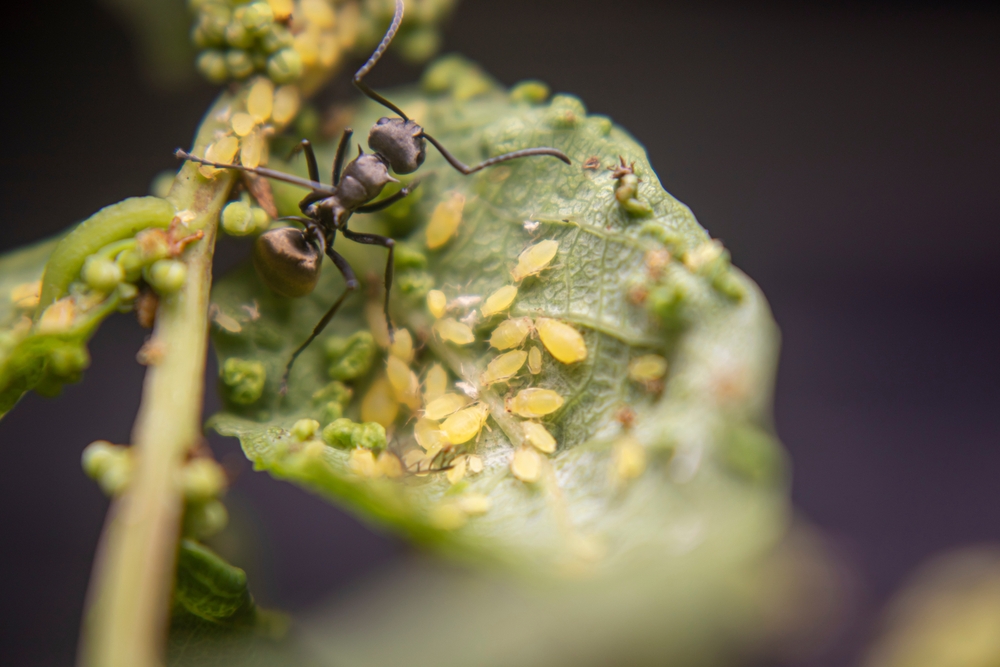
[1,1,997,665]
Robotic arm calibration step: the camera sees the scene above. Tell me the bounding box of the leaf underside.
[208,63,787,578]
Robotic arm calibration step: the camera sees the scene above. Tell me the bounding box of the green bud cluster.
[222,357,266,404]
[312,380,353,422]
[82,440,132,496]
[291,418,321,441]
[191,1,301,84]
[321,418,386,452]
[181,457,229,502]
[325,331,376,382]
[221,199,271,236]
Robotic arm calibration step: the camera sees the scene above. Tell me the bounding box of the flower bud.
[291,418,320,441]
[196,50,229,84]
[267,48,303,84]
[181,458,228,502]
[221,200,254,236]
[226,49,255,80]
[221,357,266,404]
[82,256,124,292]
[146,259,188,294]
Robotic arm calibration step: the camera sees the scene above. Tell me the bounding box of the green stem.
[79,94,235,667]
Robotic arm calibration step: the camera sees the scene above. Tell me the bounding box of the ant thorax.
[368,117,426,175]
[338,154,398,209]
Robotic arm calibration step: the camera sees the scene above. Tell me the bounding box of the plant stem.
[79,95,235,667]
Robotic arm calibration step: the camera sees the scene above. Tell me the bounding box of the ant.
[177,0,571,390]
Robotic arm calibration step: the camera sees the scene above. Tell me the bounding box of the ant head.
[368,117,426,174]
[252,227,322,298]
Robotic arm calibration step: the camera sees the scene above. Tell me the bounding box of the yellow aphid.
[521,421,556,454]
[318,33,339,68]
[612,436,646,482]
[489,317,532,350]
[231,112,255,137]
[267,0,294,21]
[301,0,336,28]
[348,448,379,478]
[425,192,465,249]
[536,317,587,364]
[413,418,447,454]
[364,300,390,348]
[10,280,41,310]
[361,375,399,427]
[467,455,483,474]
[457,493,491,515]
[429,503,467,530]
[240,128,264,168]
[433,318,475,346]
[272,85,301,126]
[376,451,403,479]
[628,354,668,383]
[426,289,447,319]
[480,350,527,386]
[36,298,77,334]
[528,346,542,374]
[511,239,558,281]
[389,327,414,363]
[440,403,489,444]
[293,30,320,67]
[386,357,420,410]
[200,136,239,177]
[247,78,274,123]
[506,388,564,418]
[480,285,517,318]
[424,393,469,421]
[423,363,448,402]
[446,455,466,485]
[510,447,542,483]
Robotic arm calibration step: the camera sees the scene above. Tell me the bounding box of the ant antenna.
[174,149,336,194]
[419,134,572,174]
[353,0,409,121]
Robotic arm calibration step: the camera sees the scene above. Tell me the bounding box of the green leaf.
[168,540,289,666]
[0,196,175,419]
[209,58,787,575]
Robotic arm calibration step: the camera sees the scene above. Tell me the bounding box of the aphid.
[177,0,570,390]
[510,447,542,483]
[489,316,533,350]
[611,436,646,483]
[433,317,475,345]
[426,289,447,318]
[388,327,414,363]
[506,388,564,418]
[440,403,490,444]
[423,363,448,401]
[423,393,470,421]
[413,418,447,454]
[521,421,556,454]
[480,285,517,318]
[446,455,467,484]
[527,346,543,374]
[480,350,527,386]
[536,317,587,364]
[426,191,465,249]
[467,455,484,473]
[628,354,668,384]
[361,375,399,427]
[511,240,559,281]
[386,356,420,409]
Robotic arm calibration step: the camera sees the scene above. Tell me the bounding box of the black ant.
[177,0,570,390]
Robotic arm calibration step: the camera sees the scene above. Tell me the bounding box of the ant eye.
[252,227,322,298]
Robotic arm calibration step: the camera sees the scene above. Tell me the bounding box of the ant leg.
[288,140,320,183]
[332,128,354,186]
[420,133,571,175]
[352,0,409,120]
[175,149,335,194]
[354,180,420,214]
[280,247,359,393]
[341,228,395,340]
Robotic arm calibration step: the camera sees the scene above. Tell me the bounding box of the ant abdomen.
[253,227,322,298]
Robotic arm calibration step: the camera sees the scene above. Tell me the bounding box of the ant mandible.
[177,0,570,391]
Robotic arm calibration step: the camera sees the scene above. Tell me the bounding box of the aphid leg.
[175,149,335,194]
[352,0,409,120]
[354,180,420,214]
[288,139,320,182]
[280,248,360,393]
[420,133,571,174]
[332,128,354,186]
[341,228,396,340]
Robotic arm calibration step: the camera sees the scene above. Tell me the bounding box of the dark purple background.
[1,2,998,665]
